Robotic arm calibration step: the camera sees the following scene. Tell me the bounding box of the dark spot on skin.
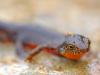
[86,39,91,51]
[73,41,75,44]
[88,39,91,47]
[79,35,85,43]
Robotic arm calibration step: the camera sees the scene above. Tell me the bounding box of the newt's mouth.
[60,49,88,60]
[58,43,89,60]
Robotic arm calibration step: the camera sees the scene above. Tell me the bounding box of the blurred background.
[0,0,100,75]
[0,0,100,51]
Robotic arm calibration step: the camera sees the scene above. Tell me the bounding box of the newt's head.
[58,34,91,60]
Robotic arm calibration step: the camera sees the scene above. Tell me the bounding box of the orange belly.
[23,42,60,55]
[62,52,86,60]
[23,43,37,51]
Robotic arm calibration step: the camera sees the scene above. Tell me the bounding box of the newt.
[0,21,91,62]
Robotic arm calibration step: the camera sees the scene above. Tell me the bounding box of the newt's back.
[0,22,65,48]
[15,25,65,48]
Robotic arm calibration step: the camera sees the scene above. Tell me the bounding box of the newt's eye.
[64,44,75,50]
[58,43,77,54]
[64,45,74,50]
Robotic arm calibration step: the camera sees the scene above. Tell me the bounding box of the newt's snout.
[58,34,90,60]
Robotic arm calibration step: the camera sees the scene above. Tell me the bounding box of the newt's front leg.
[25,45,45,62]
[25,47,43,62]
